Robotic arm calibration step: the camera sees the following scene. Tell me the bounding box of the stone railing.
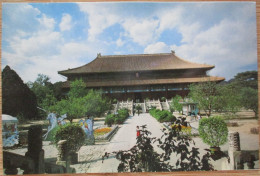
[145,99,161,110]
[117,100,133,115]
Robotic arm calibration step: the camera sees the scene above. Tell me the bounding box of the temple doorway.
[134,93,142,103]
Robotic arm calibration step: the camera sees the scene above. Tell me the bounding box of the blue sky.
[2,2,257,83]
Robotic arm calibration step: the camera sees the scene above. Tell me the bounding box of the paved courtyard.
[6,113,259,173]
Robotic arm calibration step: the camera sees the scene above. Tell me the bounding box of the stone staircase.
[145,99,162,111]
[134,103,146,113]
[117,100,134,115]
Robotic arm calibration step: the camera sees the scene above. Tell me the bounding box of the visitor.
[197,113,201,121]
[136,126,141,137]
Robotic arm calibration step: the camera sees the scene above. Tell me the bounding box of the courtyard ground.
[5,112,259,173]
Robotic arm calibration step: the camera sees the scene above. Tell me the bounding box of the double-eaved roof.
[58,52,215,76]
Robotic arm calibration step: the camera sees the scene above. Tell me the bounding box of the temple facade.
[58,52,224,102]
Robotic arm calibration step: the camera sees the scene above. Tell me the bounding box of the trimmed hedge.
[105,108,129,127]
[149,108,176,123]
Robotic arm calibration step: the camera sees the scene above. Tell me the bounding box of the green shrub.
[165,115,176,123]
[115,116,125,124]
[54,123,86,152]
[198,116,228,147]
[105,114,115,127]
[118,108,129,118]
[149,109,175,123]
[105,108,129,126]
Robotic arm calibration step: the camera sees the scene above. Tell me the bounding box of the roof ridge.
[99,52,172,58]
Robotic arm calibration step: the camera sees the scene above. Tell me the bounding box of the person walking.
[136,126,141,137]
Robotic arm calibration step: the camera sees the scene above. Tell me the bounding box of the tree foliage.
[84,89,112,117]
[232,71,257,90]
[27,74,63,116]
[230,71,258,117]
[198,116,228,147]
[68,79,87,98]
[240,87,258,117]
[54,123,86,152]
[52,79,111,123]
[2,66,38,120]
[103,120,214,172]
[214,84,241,113]
[189,82,218,117]
[189,81,243,116]
[170,95,183,113]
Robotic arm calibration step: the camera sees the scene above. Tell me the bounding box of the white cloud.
[59,13,72,31]
[144,42,170,54]
[78,3,121,41]
[122,18,160,46]
[171,9,257,80]
[2,4,103,83]
[78,3,161,46]
[2,2,257,83]
[116,38,124,47]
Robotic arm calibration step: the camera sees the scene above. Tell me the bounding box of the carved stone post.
[25,125,45,174]
[228,132,240,151]
[228,132,242,170]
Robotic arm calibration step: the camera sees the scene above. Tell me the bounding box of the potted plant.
[198,116,228,154]
[54,123,86,164]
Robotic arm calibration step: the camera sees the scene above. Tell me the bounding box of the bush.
[198,116,228,147]
[149,109,175,123]
[105,114,116,127]
[105,108,129,126]
[118,108,129,119]
[54,123,86,152]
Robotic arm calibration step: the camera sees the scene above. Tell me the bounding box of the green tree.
[84,89,112,117]
[198,116,228,148]
[53,81,64,101]
[232,71,257,90]
[53,97,86,123]
[52,79,111,123]
[214,84,241,114]
[170,95,183,113]
[68,79,87,98]
[240,87,258,117]
[27,74,57,115]
[189,82,218,117]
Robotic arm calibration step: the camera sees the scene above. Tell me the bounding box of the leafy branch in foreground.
[103,118,215,172]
